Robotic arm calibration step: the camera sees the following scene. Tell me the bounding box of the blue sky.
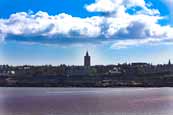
[0,0,173,65]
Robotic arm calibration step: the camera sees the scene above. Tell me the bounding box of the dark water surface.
[0,88,172,115]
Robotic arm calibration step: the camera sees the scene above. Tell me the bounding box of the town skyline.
[1,50,173,87]
[0,50,172,66]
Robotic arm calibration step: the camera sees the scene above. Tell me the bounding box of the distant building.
[131,63,149,67]
[168,59,171,65]
[109,67,121,74]
[84,51,91,67]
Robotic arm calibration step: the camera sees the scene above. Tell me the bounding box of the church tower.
[168,59,171,65]
[84,51,91,67]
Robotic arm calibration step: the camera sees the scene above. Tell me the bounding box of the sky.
[0,0,173,65]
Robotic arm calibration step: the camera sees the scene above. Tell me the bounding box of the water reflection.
[0,88,172,115]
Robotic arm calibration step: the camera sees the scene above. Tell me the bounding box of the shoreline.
[0,86,172,88]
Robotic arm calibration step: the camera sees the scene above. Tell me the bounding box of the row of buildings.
[0,51,173,76]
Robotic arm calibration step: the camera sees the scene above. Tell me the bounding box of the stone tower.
[84,51,91,67]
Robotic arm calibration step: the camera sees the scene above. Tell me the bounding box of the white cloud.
[85,0,119,13]
[1,11,103,38]
[111,38,164,49]
[111,24,173,49]
[85,0,159,16]
[0,0,173,48]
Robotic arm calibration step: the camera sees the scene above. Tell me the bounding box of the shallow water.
[0,87,172,115]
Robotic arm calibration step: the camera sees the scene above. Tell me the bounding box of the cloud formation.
[0,0,173,48]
